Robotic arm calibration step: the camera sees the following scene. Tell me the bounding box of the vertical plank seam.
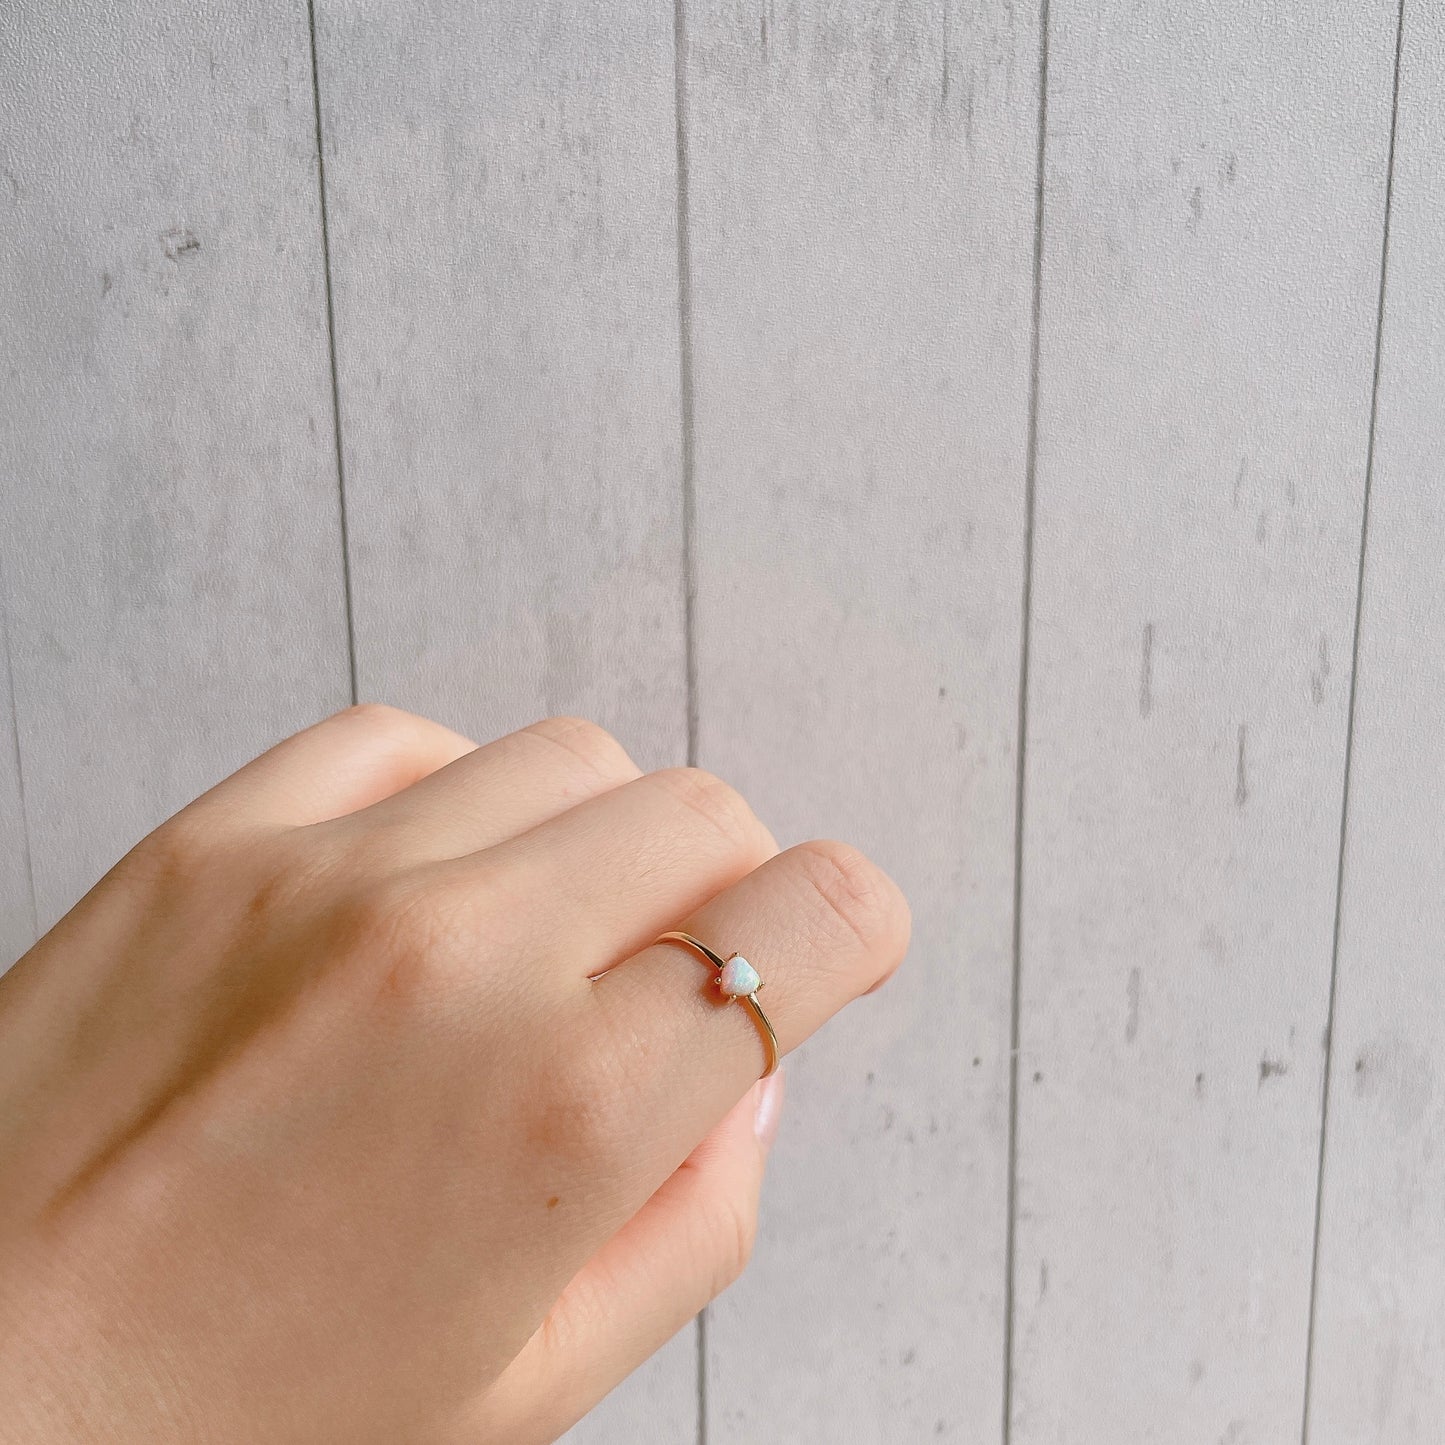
[672,2,704,1441]
[1001,0,1052,1439]
[0,589,39,944]
[1298,2,1406,1439]
[694,1306,708,1445]
[674,0,700,778]
[306,0,360,707]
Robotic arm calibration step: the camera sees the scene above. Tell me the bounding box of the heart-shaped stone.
[717,954,761,998]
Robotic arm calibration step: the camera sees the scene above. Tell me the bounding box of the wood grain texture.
[3,4,1439,1441]
[681,2,1042,1438]
[0,0,350,927]
[1012,3,1398,1441]
[1307,6,1445,1439]
[308,3,692,1438]
[0,594,36,968]
[312,0,687,771]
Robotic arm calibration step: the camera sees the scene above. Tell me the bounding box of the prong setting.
[716,953,762,999]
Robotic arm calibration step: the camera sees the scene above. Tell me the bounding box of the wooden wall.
[2,2,1437,1440]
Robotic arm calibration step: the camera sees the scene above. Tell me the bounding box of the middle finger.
[432,766,778,978]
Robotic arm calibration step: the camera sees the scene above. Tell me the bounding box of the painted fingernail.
[754,1068,786,1150]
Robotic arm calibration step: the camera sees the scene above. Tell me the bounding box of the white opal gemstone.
[717,955,761,997]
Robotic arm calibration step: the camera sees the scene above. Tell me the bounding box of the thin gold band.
[655,930,780,1079]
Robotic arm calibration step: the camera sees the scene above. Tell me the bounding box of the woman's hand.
[0,706,908,1444]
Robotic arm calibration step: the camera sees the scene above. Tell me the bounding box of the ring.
[655,931,780,1079]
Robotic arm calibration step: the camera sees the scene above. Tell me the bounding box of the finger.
[337,716,641,859]
[181,704,477,829]
[437,767,778,977]
[574,841,907,1217]
[471,1072,785,1445]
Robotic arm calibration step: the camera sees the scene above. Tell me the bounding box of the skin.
[0,705,910,1444]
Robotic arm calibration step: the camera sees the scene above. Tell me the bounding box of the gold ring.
[655,931,780,1079]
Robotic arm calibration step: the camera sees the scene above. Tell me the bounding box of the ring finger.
[574,839,909,1221]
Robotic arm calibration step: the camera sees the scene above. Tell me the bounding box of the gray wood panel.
[682,3,1043,1439]
[5,3,1442,1441]
[0,592,36,968]
[1013,3,1398,1441]
[308,3,692,1438]
[312,0,687,769]
[0,0,350,928]
[1308,6,1445,1439]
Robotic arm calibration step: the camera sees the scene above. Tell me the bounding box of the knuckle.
[120,809,215,888]
[335,701,428,745]
[349,871,424,938]
[328,703,474,783]
[533,1034,633,1160]
[528,987,661,1162]
[651,767,761,854]
[333,858,544,1010]
[794,839,909,959]
[234,841,318,926]
[337,872,449,996]
[339,700,411,729]
[523,716,637,785]
[107,817,313,956]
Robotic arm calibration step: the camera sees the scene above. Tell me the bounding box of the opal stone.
[717,954,761,997]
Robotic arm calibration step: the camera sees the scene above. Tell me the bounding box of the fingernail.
[754,1068,786,1150]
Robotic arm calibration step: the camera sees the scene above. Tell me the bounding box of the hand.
[0,707,909,1443]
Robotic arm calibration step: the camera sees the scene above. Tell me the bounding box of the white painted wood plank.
[1013,4,1398,1441]
[683,4,1042,1439]
[0,0,350,927]
[1307,7,1445,1439]
[312,1,687,773]
[309,5,691,1438]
